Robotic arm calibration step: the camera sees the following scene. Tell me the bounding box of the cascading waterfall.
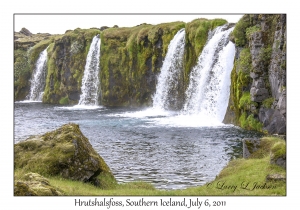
[152,28,185,110]
[26,47,48,101]
[78,35,101,106]
[182,24,235,122]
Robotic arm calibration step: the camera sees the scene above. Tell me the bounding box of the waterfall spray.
[27,47,48,101]
[152,28,185,110]
[78,35,101,106]
[183,24,235,122]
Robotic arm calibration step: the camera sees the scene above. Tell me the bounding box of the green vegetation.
[43,28,100,104]
[245,25,261,39]
[229,15,283,133]
[14,123,116,190]
[14,136,285,196]
[59,96,69,105]
[238,92,251,110]
[15,18,229,106]
[14,49,31,100]
[262,97,274,108]
[232,15,251,47]
[259,46,273,67]
[184,18,227,85]
[239,113,263,132]
[229,47,263,131]
[270,140,286,160]
[100,22,185,106]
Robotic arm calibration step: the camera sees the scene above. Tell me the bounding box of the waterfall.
[27,47,48,101]
[152,28,185,110]
[78,35,101,106]
[182,24,235,122]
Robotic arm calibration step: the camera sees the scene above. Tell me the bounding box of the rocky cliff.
[14,19,227,107]
[14,28,56,100]
[223,14,286,134]
[14,15,286,134]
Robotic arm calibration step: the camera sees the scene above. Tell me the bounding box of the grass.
[14,136,286,196]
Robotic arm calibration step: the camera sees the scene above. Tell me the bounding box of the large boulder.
[14,123,116,188]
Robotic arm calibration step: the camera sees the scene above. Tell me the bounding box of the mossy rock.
[14,123,116,189]
[270,141,286,169]
[242,138,260,158]
[14,172,63,196]
[14,181,38,196]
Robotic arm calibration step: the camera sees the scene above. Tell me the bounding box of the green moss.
[43,28,100,104]
[239,92,251,110]
[245,25,261,39]
[14,49,31,100]
[59,96,69,105]
[229,47,253,125]
[271,141,286,160]
[15,124,116,190]
[100,21,185,106]
[259,46,273,67]
[184,18,227,85]
[15,136,285,196]
[232,15,251,47]
[239,112,263,132]
[262,97,274,108]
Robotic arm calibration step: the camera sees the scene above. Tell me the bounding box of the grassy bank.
[14,136,286,196]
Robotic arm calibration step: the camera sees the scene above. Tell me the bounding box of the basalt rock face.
[100,22,185,106]
[14,123,116,188]
[224,14,286,135]
[14,19,227,107]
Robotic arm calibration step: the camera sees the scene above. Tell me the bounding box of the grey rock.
[259,108,275,126]
[243,138,260,158]
[20,27,32,36]
[250,87,269,102]
[259,108,286,134]
[266,174,286,182]
[250,72,260,79]
[277,90,286,116]
[266,110,286,134]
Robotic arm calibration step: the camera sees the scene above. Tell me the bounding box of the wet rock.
[14,123,116,188]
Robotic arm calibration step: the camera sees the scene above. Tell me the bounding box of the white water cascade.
[78,35,101,106]
[182,24,235,122]
[26,47,48,101]
[152,28,185,110]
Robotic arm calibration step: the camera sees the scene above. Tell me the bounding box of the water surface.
[14,102,262,190]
